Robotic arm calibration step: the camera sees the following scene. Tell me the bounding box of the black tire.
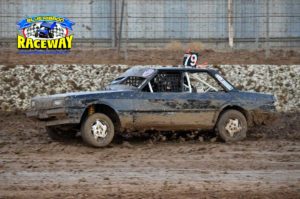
[81,113,115,147]
[216,110,247,142]
[46,126,77,141]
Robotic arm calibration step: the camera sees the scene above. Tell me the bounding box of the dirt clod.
[122,141,133,148]
[198,136,204,142]
[78,178,87,183]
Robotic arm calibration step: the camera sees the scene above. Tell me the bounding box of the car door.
[175,91,229,129]
[131,71,186,131]
[131,70,230,131]
[177,71,231,129]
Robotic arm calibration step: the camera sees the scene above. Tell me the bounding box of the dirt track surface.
[1,48,300,66]
[0,112,300,198]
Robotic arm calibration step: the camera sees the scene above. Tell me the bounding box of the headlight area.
[53,99,65,107]
[273,95,278,104]
[31,100,36,108]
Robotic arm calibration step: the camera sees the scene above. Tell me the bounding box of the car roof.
[156,67,217,73]
[120,66,218,78]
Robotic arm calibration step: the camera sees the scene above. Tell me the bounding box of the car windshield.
[188,72,224,92]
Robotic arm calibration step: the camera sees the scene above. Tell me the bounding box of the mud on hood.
[31,89,133,109]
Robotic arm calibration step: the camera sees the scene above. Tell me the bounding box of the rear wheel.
[81,113,115,147]
[46,126,77,141]
[216,110,247,142]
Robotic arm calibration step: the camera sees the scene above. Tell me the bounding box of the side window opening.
[148,72,182,92]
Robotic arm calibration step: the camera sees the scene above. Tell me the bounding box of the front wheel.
[216,110,247,142]
[81,113,115,147]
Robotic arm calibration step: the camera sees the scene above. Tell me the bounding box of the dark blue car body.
[27,67,277,134]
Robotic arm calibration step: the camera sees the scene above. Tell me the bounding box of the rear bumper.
[26,108,80,126]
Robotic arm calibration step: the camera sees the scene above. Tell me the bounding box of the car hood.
[31,89,134,109]
[33,89,134,100]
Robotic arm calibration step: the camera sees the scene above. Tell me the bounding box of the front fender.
[214,104,251,126]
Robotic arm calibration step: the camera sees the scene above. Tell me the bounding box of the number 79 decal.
[183,52,198,67]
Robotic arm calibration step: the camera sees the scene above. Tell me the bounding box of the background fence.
[0,0,299,50]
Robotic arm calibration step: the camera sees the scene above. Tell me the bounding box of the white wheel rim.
[225,118,242,137]
[91,120,108,139]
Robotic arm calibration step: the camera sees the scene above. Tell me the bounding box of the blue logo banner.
[17,19,31,29]
[17,15,75,30]
[60,18,75,30]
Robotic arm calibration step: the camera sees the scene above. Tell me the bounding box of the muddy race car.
[27,67,277,147]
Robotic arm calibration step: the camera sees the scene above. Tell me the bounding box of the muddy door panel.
[172,92,227,129]
[131,92,229,131]
[131,92,184,130]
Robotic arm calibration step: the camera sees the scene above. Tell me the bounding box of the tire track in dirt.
[0,112,299,198]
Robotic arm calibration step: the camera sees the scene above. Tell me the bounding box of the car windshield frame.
[182,71,235,93]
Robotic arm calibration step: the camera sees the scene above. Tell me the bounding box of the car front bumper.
[27,108,80,126]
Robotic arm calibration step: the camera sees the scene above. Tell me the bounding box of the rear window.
[121,76,146,87]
